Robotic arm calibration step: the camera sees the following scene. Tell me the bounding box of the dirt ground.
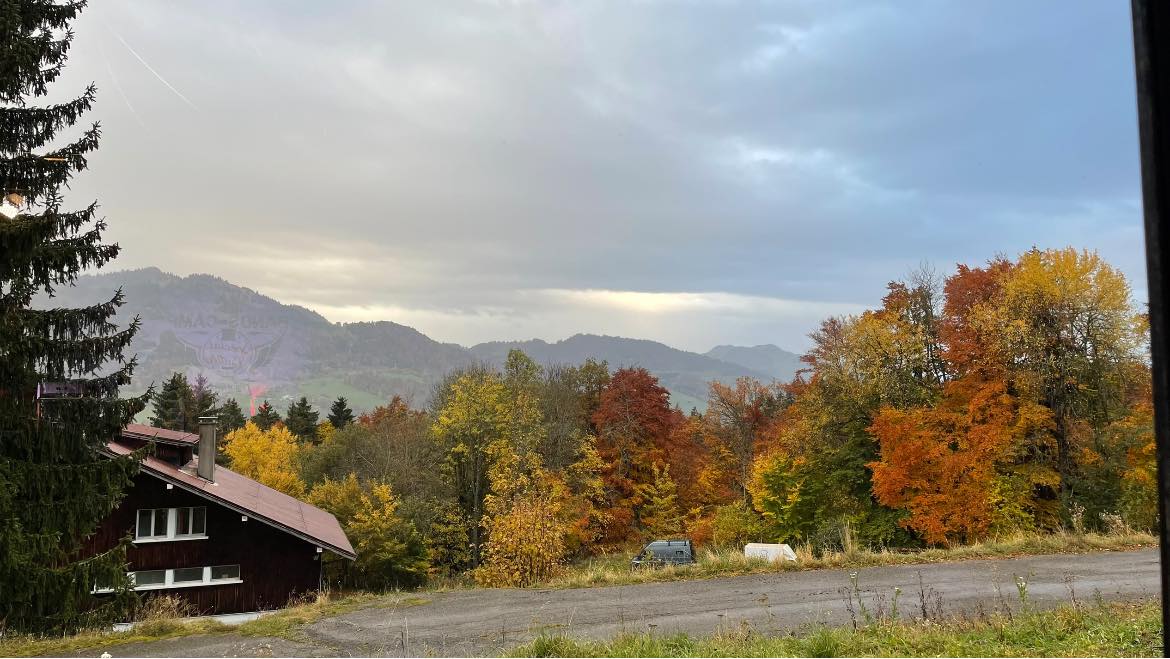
[75,548,1160,657]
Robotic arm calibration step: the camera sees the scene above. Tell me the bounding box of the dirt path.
[79,548,1160,657]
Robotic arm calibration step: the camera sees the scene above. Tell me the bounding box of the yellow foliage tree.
[474,442,567,587]
[982,247,1146,496]
[637,463,683,539]
[308,474,429,588]
[432,370,544,563]
[316,420,336,446]
[223,422,306,497]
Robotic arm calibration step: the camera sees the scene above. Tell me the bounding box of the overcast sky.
[57,1,1144,353]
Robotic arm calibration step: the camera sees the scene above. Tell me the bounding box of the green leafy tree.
[327,396,354,429]
[0,0,145,631]
[285,396,319,442]
[149,372,194,431]
[252,400,280,431]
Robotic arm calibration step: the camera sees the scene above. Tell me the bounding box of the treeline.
[149,247,1156,590]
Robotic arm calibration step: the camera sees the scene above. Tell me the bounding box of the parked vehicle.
[631,539,696,568]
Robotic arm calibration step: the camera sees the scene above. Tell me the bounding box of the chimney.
[197,416,218,482]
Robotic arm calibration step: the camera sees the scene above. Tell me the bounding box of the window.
[134,506,208,542]
[172,567,204,583]
[210,565,240,581]
[99,566,243,593]
[135,509,169,539]
[175,507,206,537]
[132,570,166,587]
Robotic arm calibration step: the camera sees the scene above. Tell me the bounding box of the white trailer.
[744,542,798,563]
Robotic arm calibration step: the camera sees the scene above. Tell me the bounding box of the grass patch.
[540,529,1157,589]
[235,591,427,641]
[509,600,1162,657]
[0,590,426,657]
[0,618,228,658]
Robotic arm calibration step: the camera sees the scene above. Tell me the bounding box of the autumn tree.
[637,463,683,538]
[315,419,336,445]
[985,248,1146,501]
[474,438,565,587]
[869,381,1056,545]
[308,474,428,588]
[431,366,542,563]
[592,367,677,544]
[223,422,306,497]
[705,377,786,502]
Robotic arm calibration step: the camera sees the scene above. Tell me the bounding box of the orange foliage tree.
[591,367,678,544]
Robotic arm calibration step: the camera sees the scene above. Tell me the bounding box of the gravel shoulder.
[76,548,1160,657]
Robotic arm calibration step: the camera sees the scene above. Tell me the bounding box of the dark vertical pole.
[1132,1,1170,654]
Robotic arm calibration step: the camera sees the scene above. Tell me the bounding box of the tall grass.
[510,600,1162,657]
[539,528,1156,589]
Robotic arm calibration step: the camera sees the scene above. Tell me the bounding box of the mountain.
[38,268,474,414]
[704,344,803,382]
[41,268,800,414]
[471,334,777,411]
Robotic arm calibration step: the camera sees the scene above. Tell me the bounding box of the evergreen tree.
[285,396,319,442]
[0,0,145,631]
[327,395,354,429]
[217,397,247,434]
[252,400,280,431]
[189,373,217,421]
[149,372,193,431]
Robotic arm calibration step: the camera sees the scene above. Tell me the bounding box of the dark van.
[631,539,696,568]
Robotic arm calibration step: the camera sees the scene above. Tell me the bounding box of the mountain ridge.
[42,268,803,413]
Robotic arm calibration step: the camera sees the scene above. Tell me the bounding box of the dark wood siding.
[84,472,323,615]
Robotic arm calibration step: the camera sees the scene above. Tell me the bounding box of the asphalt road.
[78,548,1160,657]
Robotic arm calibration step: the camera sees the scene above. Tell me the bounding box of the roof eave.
[103,448,357,560]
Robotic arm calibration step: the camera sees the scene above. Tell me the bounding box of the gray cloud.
[55,0,1145,352]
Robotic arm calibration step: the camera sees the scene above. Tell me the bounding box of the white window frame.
[133,506,209,544]
[174,506,207,538]
[135,508,170,540]
[95,565,242,593]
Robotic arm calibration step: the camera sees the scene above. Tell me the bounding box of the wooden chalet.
[86,419,355,615]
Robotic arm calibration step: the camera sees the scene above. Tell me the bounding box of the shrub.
[710,501,769,547]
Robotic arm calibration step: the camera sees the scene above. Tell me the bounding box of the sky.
[56,1,1145,353]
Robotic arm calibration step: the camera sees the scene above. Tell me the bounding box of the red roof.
[106,441,355,559]
[122,423,199,446]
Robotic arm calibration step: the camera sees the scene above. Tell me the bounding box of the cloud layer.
[55,1,1145,352]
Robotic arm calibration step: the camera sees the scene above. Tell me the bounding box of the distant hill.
[41,268,801,414]
[471,334,778,411]
[38,268,473,414]
[704,344,803,382]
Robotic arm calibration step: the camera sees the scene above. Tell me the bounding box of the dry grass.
[539,529,1157,589]
[234,590,428,640]
[0,590,427,657]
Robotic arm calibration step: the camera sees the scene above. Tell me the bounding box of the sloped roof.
[106,441,355,559]
[121,423,199,446]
